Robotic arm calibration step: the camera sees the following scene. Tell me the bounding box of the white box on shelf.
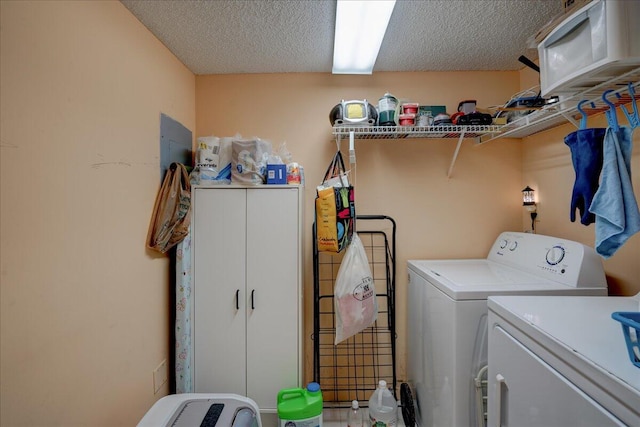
[539,0,640,96]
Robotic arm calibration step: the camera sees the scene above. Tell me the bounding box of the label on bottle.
[279,414,322,427]
[378,97,397,111]
[369,416,397,427]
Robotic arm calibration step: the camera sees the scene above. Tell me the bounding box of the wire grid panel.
[314,218,396,407]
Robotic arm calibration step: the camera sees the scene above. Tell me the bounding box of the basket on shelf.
[612,311,640,368]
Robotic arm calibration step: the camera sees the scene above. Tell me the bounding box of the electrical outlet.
[153,359,168,394]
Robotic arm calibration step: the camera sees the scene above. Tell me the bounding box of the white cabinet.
[191,186,303,413]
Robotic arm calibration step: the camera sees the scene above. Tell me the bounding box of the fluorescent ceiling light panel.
[332,0,396,74]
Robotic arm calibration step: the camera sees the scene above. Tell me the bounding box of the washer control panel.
[488,232,606,287]
[545,245,565,266]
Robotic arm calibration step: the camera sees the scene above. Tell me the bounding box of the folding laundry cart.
[312,215,397,407]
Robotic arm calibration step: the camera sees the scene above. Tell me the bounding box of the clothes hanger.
[602,89,619,131]
[577,99,594,130]
[615,82,639,129]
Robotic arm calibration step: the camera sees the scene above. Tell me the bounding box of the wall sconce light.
[522,186,536,210]
[522,186,538,233]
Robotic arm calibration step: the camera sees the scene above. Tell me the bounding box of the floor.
[262,407,407,426]
[323,407,406,426]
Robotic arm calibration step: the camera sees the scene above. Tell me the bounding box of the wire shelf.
[331,67,640,146]
[332,125,502,140]
[479,67,640,143]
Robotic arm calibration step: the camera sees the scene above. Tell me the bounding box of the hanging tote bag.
[334,233,378,344]
[146,162,192,253]
[315,150,355,253]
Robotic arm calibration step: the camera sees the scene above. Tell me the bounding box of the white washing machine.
[487,294,640,426]
[406,231,608,427]
[138,394,262,427]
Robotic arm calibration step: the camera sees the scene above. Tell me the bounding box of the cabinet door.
[488,326,625,427]
[193,188,247,395]
[245,187,300,409]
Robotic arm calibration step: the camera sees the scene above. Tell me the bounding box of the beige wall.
[517,53,639,296]
[519,61,639,295]
[196,72,525,387]
[522,114,640,296]
[2,2,638,426]
[0,1,195,426]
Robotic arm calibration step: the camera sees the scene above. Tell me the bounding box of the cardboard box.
[266,164,286,184]
[562,0,591,13]
[418,105,447,117]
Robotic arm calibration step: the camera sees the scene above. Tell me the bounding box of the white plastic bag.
[334,233,378,344]
[192,135,233,185]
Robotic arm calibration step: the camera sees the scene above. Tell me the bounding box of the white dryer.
[406,232,608,427]
[487,294,640,426]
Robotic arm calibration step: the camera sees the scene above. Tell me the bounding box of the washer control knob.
[546,245,565,265]
[509,241,518,251]
[499,239,508,249]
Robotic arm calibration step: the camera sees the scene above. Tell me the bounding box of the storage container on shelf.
[538,0,640,96]
[398,114,416,127]
[378,93,398,126]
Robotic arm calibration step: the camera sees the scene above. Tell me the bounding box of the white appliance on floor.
[138,393,262,427]
[406,231,608,427]
[487,294,640,426]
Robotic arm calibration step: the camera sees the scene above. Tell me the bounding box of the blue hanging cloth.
[588,90,640,258]
[564,100,606,225]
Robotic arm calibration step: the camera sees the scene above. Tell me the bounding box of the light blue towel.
[589,126,640,258]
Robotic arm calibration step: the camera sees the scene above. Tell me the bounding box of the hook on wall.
[615,82,639,129]
[602,89,619,131]
[577,99,595,130]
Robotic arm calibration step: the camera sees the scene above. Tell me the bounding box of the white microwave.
[538,0,640,96]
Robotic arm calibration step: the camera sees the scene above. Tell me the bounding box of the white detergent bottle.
[368,380,398,427]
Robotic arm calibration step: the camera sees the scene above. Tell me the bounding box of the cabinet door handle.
[251,289,255,310]
[235,289,240,310]
[495,374,506,427]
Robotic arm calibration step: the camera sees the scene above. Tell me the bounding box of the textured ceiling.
[120,0,563,75]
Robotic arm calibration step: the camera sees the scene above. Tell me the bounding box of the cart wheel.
[400,382,416,427]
